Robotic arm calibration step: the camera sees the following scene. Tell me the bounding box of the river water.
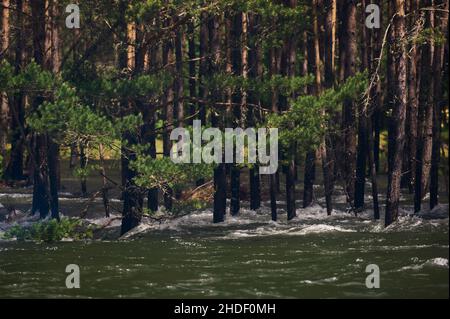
[0,191,448,298]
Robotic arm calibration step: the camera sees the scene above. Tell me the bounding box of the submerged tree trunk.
[385,0,407,227]
[120,3,143,235]
[339,0,357,208]
[30,0,51,219]
[248,13,261,211]
[209,13,226,223]
[355,0,369,212]
[415,0,433,212]
[430,0,448,209]
[269,46,280,221]
[323,0,336,215]
[406,0,420,194]
[303,151,315,208]
[230,12,244,216]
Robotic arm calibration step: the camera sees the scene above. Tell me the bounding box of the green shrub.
[3,218,95,242]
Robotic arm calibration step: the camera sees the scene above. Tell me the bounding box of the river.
[0,192,448,298]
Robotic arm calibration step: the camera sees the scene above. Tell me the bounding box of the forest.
[0,0,448,299]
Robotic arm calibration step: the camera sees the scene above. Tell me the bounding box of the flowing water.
[0,197,448,298]
[0,160,448,298]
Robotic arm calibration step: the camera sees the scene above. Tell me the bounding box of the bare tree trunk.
[415,0,433,212]
[368,0,382,219]
[5,0,25,181]
[284,0,297,221]
[230,11,244,216]
[323,0,337,215]
[430,0,448,209]
[209,13,226,223]
[120,2,143,234]
[385,0,407,227]
[406,0,420,194]
[0,0,10,169]
[248,13,261,211]
[354,0,369,212]
[187,21,196,121]
[339,0,357,207]
[269,46,280,221]
[30,0,51,219]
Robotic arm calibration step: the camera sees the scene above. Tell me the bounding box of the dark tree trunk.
[30,0,50,219]
[198,11,209,124]
[339,0,357,207]
[354,0,370,212]
[230,12,244,216]
[430,0,448,209]
[174,18,184,126]
[303,7,316,210]
[209,13,226,223]
[286,158,296,220]
[0,0,10,167]
[303,151,315,208]
[187,21,196,121]
[79,143,88,196]
[31,133,50,218]
[270,174,277,221]
[368,0,382,219]
[48,141,59,220]
[323,0,336,215]
[415,0,433,212]
[269,46,280,221]
[283,0,298,220]
[248,12,262,211]
[4,0,25,181]
[120,3,143,234]
[46,0,61,218]
[385,0,407,227]
[121,132,143,235]
[406,0,420,194]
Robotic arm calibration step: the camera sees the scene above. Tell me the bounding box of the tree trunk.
[339,0,357,207]
[230,12,244,216]
[284,0,298,221]
[354,0,370,212]
[248,13,261,211]
[323,0,336,215]
[415,0,433,212]
[209,13,226,223]
[5,0,25,181]
[30,0,51,219]
[269,46,280,221]
[430,0,448,209]
[303,151,316,208]
[385,0,407,227]
[0,0,10,169]
[368,0,382,219]
[79,143,88,196]
[406,0,420,194]
[187,21,196,121]
[120,2,143,234]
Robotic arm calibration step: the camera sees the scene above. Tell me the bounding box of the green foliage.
[3,218,95,242]
[27,81,143,147]
[170,198,210,215]
[131,154,213,192]
[267,73,368,160]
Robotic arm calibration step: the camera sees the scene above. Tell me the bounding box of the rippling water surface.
[0,199,448,298]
